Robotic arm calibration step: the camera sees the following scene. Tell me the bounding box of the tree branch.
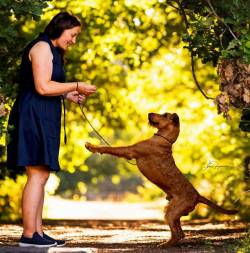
[166,1,181,11]
[191,52,214,100]
[205,0,241,44]
[175,0,214,100]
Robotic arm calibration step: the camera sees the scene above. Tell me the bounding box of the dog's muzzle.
[148,113,158,126]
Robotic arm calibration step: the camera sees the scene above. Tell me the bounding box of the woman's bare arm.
[29,41,96,96]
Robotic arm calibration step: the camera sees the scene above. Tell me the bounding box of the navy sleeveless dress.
[7,33,65,175]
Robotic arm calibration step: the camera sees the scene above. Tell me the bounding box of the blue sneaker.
[19,232,57,247]
[43,233,66,247]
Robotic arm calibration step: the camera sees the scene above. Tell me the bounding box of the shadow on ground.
[0,219,249,253]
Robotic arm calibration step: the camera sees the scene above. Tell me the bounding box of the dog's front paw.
[85,142,99,153]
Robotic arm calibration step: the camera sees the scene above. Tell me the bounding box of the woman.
[7,12,96,247]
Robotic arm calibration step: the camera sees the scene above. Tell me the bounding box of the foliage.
[0,175,26,221]
[174,0,250,131]
[180,0,250,65]
[240,109,250,132]
[226,229,250,253]
[236,230,250,253]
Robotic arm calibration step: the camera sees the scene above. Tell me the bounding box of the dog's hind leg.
[158,199,192,247]
[176,219,185,239]
[158,200,184,247]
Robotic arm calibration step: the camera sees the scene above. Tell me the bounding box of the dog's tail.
[198,196,238,215]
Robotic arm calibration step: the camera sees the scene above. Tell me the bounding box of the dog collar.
[154,133,172,144]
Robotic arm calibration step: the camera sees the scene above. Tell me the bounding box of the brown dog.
[85,112,237,246]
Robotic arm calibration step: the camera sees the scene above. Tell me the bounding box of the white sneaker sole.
[19,242,57,248]
[56,242,66,247]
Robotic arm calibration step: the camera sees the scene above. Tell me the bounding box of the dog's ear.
[171,113,179,126]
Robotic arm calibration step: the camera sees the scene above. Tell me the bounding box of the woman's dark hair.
[44,12,81,39]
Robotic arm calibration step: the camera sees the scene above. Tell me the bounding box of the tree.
[172,0,250,131]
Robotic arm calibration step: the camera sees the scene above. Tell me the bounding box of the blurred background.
[0,0,249,222]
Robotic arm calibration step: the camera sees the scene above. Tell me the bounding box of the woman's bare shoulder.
[29,41,52,60]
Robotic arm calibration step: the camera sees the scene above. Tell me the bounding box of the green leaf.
[245,41,250,49]
[227,40,239,50]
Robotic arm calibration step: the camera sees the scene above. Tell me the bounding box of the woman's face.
[55,26,81,50]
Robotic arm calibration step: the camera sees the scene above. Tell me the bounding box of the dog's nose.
[148,113,153,120]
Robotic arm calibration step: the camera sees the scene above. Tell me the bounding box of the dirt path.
[0,219,249,253]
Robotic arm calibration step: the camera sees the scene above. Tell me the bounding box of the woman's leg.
[36,186,45,236]
[22,166,50,237]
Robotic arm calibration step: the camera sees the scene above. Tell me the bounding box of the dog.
[85,112,237,246]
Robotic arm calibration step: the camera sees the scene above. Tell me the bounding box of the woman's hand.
[77,82,96,95]
[65,91,86,104]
